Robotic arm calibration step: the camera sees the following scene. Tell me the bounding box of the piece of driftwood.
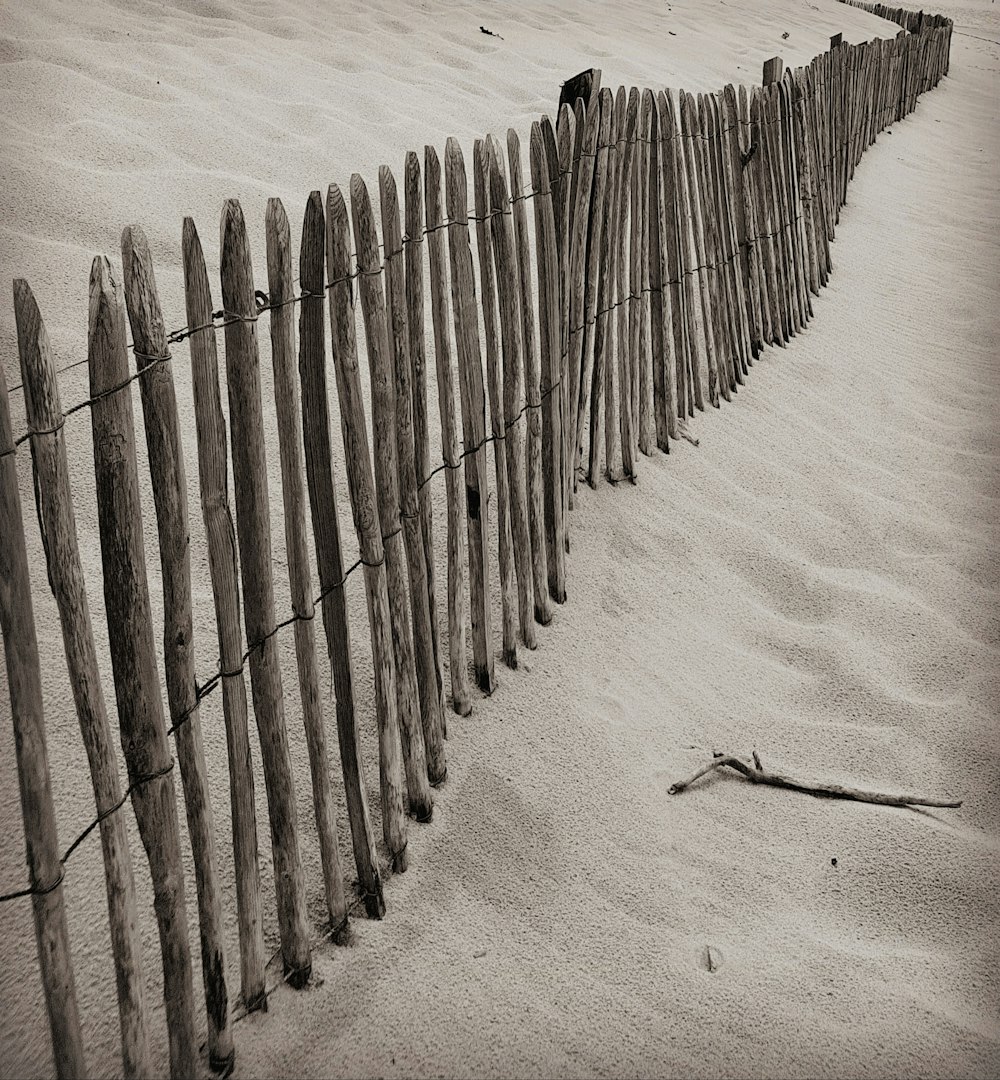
[668,753,962,809]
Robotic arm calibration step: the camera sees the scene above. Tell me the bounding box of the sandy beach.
[1,1,998,1077]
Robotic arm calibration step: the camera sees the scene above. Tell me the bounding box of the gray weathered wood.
[182,218,267,1006]
[302,185,385,917]
[473,136,520,666]
[350,171,429,848]
[88,254,198,1077]
[120,225,233,1071]
[404,151,447,727]
[423,145,473,715]
[444,137,495,693]
[380,165,446,789]
[219,200,312,983]
[15,279,149,1076]
[0,346,87,1080]
[265,196,349,937]
[508,128,551,625]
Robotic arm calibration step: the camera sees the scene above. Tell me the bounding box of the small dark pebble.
[831,857,838,867]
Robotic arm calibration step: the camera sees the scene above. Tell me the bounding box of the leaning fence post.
[301,186,385,918]
[487,134,538,652]
[0,358,87,1080]
[507,128,552,626]
[219,200,312,985]
[265,197,349,938]
[636,89,653,457]
[88,255,198,1079]
[528,122,568,604]
[120,225,233,1073]
[351,171,433,837]
[444,137,495,693]
[423,145,473,716]
[404,151,447,726]
[15,279,149,1077]
[380,164,447,788]
[182,218,267,1007]
[474,136,520,666]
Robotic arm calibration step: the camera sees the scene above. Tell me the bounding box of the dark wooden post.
[380,165,447,787]
[473,136,520,666]
[351,171,433,838]
[266,197,349,938]
[219,200,311,985]
[658,90,690,424]
[88,255,198,1079]
[15,280,149,1076]
[528,122,567,603]
[120,226,234,1073]
[763,56,784,84]
[423,145,473,716]
[300,186,385,919]
[0,355,87,1080]
[182,218,267,1006]
[507,128,552,625]
[487,135,538,652]
[636,89,653,457]
[444,137,495,693]
[404,151,447,725]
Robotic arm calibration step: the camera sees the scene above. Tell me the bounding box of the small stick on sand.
[668,752,962,809]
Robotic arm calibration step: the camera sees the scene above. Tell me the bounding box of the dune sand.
[1,0,998,1077]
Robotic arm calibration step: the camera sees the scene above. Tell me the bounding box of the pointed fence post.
[0,357,87,1080]
[265,197,349,939]
[219,200,312,985]
[88,255,199,1079]
[15,279,149,1076]
[182,218,267,1007]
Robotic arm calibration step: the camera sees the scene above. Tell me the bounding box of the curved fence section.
[0,4,952,1077]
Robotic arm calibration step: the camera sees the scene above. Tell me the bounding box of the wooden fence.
[0,3,952,1076]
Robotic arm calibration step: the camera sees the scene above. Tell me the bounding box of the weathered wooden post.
[0,357,87,1080]
[182,218,267,1005]
[15,280,149,1076]
[507,128,551,625]
[444,137,495,693]
[302,186,385,917]
[423,145,473,716]
[350,172,430,843]
[380,165,447,787]
[265,197,349,938]
[473,136,520,666]
[404,151,447,725]
[219,200,312,984]
[88,255,198,1078]
[120,226,233,1073]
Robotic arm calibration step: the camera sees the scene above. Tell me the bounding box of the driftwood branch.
[668,753,962,809]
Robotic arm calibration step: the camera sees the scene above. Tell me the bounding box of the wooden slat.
[182,218,267,1004]
[219,200,312,983]
[88,254,199,1077]
[15,278,149,1075]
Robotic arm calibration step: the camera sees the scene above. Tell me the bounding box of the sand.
[1,0,998,1077]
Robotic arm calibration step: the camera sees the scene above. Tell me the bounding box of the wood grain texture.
[306,183,384,918]
[508,128,551,624]
[404,151,447,728]
[350,171,426,853]
[121,225,234,1072]
[380,164,446,790]
[423,145,473,715]
[266,196,348,938]
[182,218,267,1005]
[444,137,495,693]
[15,278,149,1076]
[219,200,311,984]
[1,335,87,1080]
[487,134,537,651]
[473,136,519,667]
[88,254,198,1078]
[529,122,567,604]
